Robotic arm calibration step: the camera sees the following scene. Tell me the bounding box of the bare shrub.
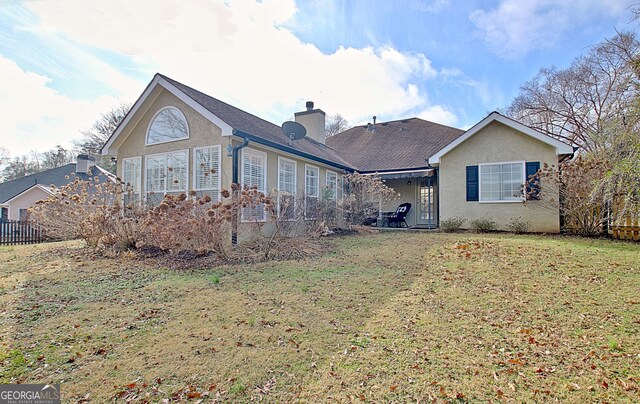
[340,173,398,226]
[440,217,465,232]
[470,218,497,233]
[30,175,144,248]
[529,155,609,235]
[507,217,531,234]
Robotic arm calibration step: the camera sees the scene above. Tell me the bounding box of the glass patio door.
[418,176,437,228]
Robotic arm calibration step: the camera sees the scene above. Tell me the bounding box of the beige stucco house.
[100,73,573,235]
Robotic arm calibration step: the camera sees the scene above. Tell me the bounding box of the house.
[101,73,573,234]
[0,155,113,221]
[328,113,574,232]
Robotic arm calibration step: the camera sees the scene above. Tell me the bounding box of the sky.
[0,0,637,156]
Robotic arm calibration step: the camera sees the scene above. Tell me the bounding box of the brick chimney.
[76,154,96,174]
[294,101,326,145]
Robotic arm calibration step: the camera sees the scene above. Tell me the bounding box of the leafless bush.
[527,155,609,235]
[339,173,399,226]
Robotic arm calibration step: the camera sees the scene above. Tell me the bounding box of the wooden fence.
[610,216,640,241]
[0,220,45,245]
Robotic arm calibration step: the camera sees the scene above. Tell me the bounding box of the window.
[145,150,188,205]
[325,171,338,200]
[194,146,221,201]
[278,157,297,220]
[479,162,525,202]
[122,156,141,205]
[19,209,29,222]
[241,148,267,221]
[146,106,189,145]
[305,165,319,219]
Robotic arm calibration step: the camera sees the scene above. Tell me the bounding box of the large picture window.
[122,156,142,205]
[146,106,189,145]
[145,150,188,205]
[305,165,319,219]
[479,162,524,202]
[193,146,221,201]
[278,157,297,220]
[241,148,267,221]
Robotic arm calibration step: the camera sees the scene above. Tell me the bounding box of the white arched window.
[146,106,189,145]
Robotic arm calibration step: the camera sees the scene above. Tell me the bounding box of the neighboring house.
[101,74,573,234]
[0,156,113,221]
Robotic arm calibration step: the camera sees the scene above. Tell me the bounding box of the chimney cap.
[305,101,314,111]
[76,154,95,161]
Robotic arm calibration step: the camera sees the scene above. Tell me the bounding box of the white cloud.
[19,0,455,132]
[470,0,635,59]
[417,105,458,127]
[0,56,119,155]
[410,0,451,13]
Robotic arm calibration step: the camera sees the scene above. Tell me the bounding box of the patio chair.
[386,203,411,228]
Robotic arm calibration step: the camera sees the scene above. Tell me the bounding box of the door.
[417,176,437,228]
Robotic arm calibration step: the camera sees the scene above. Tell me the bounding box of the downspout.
[231,136,250,245]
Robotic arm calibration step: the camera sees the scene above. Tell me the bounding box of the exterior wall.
[117,88,233,194]
[115,88,347,241]
[7,187,51,220]
[439,121,560,233]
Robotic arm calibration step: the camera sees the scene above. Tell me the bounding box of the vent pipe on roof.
[306,101,314,111]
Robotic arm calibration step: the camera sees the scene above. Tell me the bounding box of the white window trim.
[277,156,297,220]
[145,106,190,146]
[325,170,338,200]
[192,145,222,197]
[478,160,526,203]
[304,164,320,220]
[143,149,190,199]
[122,156,142,200]
[241,147,268,222]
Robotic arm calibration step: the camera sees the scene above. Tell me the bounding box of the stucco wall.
[117,88,234,192]
[116,89,346,224]
[8,187,51,220]
[439,121,560,233]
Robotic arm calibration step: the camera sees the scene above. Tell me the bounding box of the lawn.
[0,232,638,402]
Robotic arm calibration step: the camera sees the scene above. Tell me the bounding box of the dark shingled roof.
[326,118,465,172]
[0,164,111,204]
[159,75,354,169]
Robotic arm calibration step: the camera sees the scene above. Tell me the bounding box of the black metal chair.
[386,203,411,228]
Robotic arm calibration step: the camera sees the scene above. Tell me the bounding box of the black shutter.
[525,161,541,199]
[466,165,479,202]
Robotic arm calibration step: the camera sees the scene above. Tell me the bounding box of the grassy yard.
[0,232,638,402]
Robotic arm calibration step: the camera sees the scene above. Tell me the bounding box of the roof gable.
[429,111,574,164]
[0,164,112,204]
[102,74,353,170]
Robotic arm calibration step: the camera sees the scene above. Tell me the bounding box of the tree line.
[0,102,130,182]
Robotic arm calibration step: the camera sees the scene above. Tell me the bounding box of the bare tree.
[325,114,350,138]
[74,102,131,172]
[1,155,40,181]
[506,32,640,152]
[0,147,9,167]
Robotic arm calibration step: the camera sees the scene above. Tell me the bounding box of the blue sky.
[0,0,636,155]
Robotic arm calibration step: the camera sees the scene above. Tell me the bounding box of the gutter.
[232,129,354,172]
[231,135,250,246]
